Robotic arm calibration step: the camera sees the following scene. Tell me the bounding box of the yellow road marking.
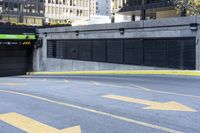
[103,94,197,112]
[0,112,81,133]
[0,89,183,133]
[29,70,200,76]
[0,83,26,86]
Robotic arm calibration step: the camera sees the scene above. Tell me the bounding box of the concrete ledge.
[144,16,197,28]
[28,70,200,76]
[38,16,198,34]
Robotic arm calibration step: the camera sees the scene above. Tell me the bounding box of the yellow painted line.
[61,126,81,132]
[29,70,200,76]
[102,94,197,112]
[0,83,26,86]
[0,112,81,133]
[0,90,183,133]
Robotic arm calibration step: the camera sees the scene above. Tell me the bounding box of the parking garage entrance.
[0,34,35,76]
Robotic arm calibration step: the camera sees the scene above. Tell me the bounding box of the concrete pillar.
[33,35,47,72]
[111,13,115,23]
[196,27,200,70]
[196,16,200,70]
[141,10,146,20]
[42,37,47,71]
[33,47,42,72]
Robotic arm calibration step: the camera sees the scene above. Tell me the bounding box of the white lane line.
[79,81,200,100]
[0,90,183,133]
[89,81,101,86]
[22,79,69,84]
[42,79,47,82]
[64,80,69,83]
[44,79,69,83]
[25,78,31,82]
[130,84,200,99]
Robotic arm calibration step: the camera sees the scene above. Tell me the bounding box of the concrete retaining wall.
[44,59,166,71]
[34,16,200,72]
[196,17,200,70]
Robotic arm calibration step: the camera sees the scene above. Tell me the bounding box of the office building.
[90,0,96,16]
[0,0,45,26]
[112,0,177,22]
[45,0,92,24]
[96,0,111,16]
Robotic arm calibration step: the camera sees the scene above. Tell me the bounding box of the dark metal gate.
[47,38,196,70]
[0,45,32,76]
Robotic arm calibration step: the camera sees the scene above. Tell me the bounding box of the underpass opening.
[0,38,34,77]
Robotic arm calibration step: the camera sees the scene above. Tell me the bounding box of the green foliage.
[175,0,200,16]
[46,20,72,27]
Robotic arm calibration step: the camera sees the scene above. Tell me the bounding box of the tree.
[174,0,200,16]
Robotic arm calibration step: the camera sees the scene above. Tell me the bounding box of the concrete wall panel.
[35,16,200,71]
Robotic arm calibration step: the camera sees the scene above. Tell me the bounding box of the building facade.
[112,0,178,22]
[35,16,200,72]
[90,0,96,16]
[96,0,111,16]
[0,0,44,26]
[45,0,91,24]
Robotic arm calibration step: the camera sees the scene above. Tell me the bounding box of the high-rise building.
[0,0,96,26]
[112,0,178,22]
[0,0,45,26]
[90,0,96,16]
[96,0,111,16]
[45,0,91,24]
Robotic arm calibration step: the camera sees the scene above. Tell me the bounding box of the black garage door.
[0,45,32,76]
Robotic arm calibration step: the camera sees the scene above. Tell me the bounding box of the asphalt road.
[0,74,200,133]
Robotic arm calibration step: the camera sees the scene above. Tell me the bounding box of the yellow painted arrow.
[0,83,26,86]
[102,94,197,112]
[0,112,81,133]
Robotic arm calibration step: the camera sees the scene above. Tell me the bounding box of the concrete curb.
[28,70,200,76]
